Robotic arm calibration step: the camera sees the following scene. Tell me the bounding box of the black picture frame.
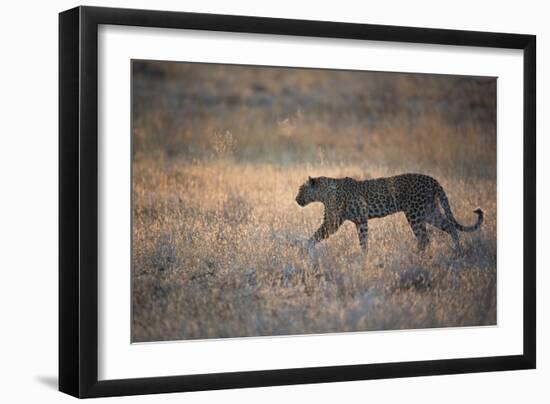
[59,5,536,398]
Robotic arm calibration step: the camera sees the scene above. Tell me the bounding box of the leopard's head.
[296,176,332,207]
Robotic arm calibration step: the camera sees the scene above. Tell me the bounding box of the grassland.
[131,61,497,342]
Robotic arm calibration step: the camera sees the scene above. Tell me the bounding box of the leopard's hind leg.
[425,202,461,251]
[405,211,429,252]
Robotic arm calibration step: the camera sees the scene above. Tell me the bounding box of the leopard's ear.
[308,176,315,185]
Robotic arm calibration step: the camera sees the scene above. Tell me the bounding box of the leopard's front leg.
[355,221,369,255]
[308,212,342,247]
[345,198,370,255]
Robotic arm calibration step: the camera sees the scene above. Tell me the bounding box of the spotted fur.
[295,174,483,255]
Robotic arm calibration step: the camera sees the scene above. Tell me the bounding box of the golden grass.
[131,62,496,342]
[132,159,496,341]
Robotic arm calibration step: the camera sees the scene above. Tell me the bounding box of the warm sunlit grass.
[131,61,496,342]
[132,158,496,341]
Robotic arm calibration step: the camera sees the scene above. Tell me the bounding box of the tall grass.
[131,61,496,342]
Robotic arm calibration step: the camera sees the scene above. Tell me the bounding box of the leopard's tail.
[437,187,483,232]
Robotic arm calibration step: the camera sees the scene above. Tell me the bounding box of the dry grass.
[131,61,496,342]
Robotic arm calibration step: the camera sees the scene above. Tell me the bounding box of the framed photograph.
[59,6,536,398]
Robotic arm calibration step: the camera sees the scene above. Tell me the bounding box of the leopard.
[295,173,483,255]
